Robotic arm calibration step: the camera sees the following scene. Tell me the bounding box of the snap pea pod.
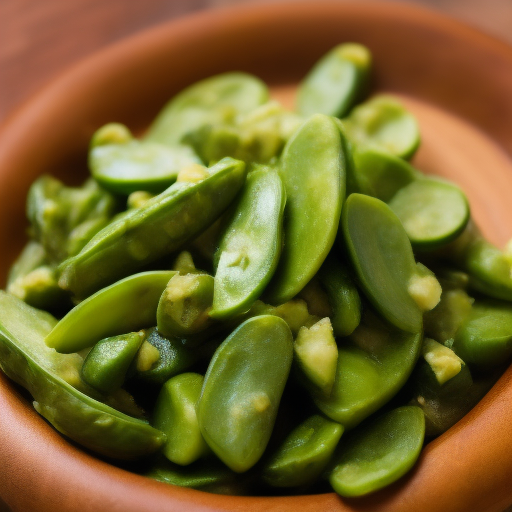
[0,291,164,459]
[145,457,242,495]
[81,331,145,394]
[296,43,372,118]
[342,194,427,333]
[27,176,118,263]
[329,406,425,497]
[46,271,176,353]
[197,315,293,472]
[133,328,206,385]
[89,123,201,194]
[146,72,269,147]
[7,241,47,287]
[453,300,512,370]
[262,414,343,488]
[342,95,420,159]
[312,311,422,429]
[265,114,346,304]
[352,145,418,202]
[152,373,210,465]
[389,177,470,250]
[211,167,286,319]
[58,157,246,299]
[317,254,361,337]
[444,225,512,301]
[157,273,215,338]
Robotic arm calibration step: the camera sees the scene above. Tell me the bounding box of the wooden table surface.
[0,1,511,511]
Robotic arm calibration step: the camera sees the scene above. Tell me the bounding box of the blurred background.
[0,0,511,123]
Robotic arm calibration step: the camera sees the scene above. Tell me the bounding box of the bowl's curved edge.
[0,2,511,511]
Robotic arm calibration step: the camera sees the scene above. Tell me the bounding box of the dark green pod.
[262,414,343,487]
[212,167,286,319]
[0,292,164,459]
[58,157,246,298]
[296,43,372,118]
[46,271,175,353]
[152,373,210,465]
[197,315,293,472]
[265,114,345,304]
[81,331,145,394]
[329,406,425,497]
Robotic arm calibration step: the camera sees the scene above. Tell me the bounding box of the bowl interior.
[0,2,512,512]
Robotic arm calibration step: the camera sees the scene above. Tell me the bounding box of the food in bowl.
[1,43,511,498]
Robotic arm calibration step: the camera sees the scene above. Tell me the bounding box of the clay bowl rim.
[0,2,511,512]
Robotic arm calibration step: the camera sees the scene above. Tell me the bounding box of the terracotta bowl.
[1,2,511,511]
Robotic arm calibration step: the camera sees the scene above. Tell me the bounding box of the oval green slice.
[329,406,425,497]
[146,72,269,146]
[197,315,293,473]
[211,168,286,319]
[342,193,422,333]
[89,139,201,195]
[389,178,470,250]
[344,95,420,159]
[296,43,372,118]
[263,414,343,487]
[45,271,175,353]
[265,114,345,304]
[352,145,418,202]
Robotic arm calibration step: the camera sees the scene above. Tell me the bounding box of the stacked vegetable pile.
[1,43,512,497]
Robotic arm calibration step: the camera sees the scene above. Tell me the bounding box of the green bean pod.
[197,315,293,472]
[211,167,286,319]
[329,406,425,497]
[265,114,346,304]
[313,311,423,429]
[0,292,164,459]
[152,373,211,465]
[58,157,246,298]
[296,43,372,118]
[46,271,175,353]
[262,414,343,488]
[146,72,269,147]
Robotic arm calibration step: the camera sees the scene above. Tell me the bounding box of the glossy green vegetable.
[313,311,423,429]
[296,43,372,118]
[132,328,217,385]
[352,145,418,202]
[146,458,240,495]
[212,167,286,319]
[317,255,361,337]
[197,315,293,472]
[89,123,201,194]
[262,414,343,487]
[46,271,175,353]
[389,178,470,250]
[81,331,145,393]
[58,157,246,298]
[342,194,424,333]
[265,114,345,304]
[0,291,164,459]
[146,72,269,147]
[343,95,420,159]
[453,300,512,369]
[157,273,215,338]
[153,373,210,465]
[7,241,47,287]
[446,226,512,301]
[27,176,118,263]
[329,406,425,497]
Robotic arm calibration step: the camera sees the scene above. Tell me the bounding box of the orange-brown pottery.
[0,2,511,511]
